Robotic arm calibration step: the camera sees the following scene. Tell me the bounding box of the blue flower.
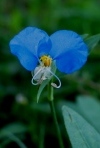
[9,27,88,88]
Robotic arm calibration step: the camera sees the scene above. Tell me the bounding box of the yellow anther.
[40,55,52,67]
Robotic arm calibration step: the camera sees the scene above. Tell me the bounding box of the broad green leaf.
[62,105,100,148]
[37,62,56,103]
[56,100,80,116]
[58,96,100,133]
[76,96,100,133]
[84,34,100,52]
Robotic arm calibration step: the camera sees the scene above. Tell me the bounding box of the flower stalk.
[48,82,64,148]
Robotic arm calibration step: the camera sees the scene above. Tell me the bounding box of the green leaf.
[84,34,100,52]
[62,105,100,148]
[37,62,56,103]
[58,96,100,133]
[37,79,50,103]
[76,96,100,133]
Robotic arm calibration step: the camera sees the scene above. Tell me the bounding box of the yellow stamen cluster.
[40,55,52,67]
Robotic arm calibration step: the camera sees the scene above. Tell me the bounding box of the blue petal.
[49,30,87,58]
[56,49,87,73]
[10,44,38,71]
[49,30,88,73]
[10,26,51,56]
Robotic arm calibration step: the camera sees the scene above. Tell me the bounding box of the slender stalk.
[48,83,64,148]
[39,123,45,148]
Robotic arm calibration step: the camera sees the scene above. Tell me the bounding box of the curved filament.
[31,67,43,85]
[47,69,61,88]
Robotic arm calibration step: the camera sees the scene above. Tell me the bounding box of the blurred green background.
[0,0,100,147]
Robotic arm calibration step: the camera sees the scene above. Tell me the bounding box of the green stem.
[48,83,64,148]
[39,123,45,148]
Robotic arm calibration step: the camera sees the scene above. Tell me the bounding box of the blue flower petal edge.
[10,27,51,70]
[49,30,88,73]
[9,27,88,74]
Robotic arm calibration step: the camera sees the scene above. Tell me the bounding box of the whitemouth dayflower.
[9,27,88,88]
